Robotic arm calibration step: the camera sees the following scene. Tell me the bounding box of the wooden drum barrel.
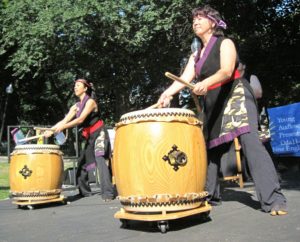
[9,144,64,202]
[113,108,208,212]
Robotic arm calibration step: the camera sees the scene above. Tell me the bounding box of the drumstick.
[18,134,46,143]
[145,102,161,109]
[34,127,55,131]
[145,96,173,110]
[165,72,203,113]
[165,72,195,89]
[18,129,55,143]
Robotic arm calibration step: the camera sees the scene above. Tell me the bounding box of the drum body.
[113,108,208,212]
[9,144,64,201]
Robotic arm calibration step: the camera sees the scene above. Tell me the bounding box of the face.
[74,81,87,97]
[192,15,215,36]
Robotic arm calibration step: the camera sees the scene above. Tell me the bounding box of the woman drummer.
[46,78,115,200]
[158,5,287,215]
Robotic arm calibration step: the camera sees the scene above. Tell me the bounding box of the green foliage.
[0,0,299,132]
[0,162,9,200]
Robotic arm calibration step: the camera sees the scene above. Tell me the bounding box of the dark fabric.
[76,124,115,198]
[94,126,116,199]
[76,94,90,118]
[200,37,286,212]
[195,36,218,77]
[220,141,238,177]
[80,111,100,129]
[75,97,109,196]
[77,167,92,196]
[76,128,100,196]
[206,87,287,212]
[195,36,258,146]
[95,156,116,199]
[94,126,111,159]
[220,141,252,181]
[195,37,238,144]
[76,95,100,129]
[239,87,286,212]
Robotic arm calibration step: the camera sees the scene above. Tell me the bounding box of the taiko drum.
[112,108,208,212]
[9,144,64,201]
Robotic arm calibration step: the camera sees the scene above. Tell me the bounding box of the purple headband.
[207,14,227,29]
[74,79,91,88]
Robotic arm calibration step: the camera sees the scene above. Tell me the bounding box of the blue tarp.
[268,102,300,157]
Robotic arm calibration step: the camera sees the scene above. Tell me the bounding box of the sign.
[268,102,300,156]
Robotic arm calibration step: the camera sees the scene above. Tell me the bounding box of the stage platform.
[1,170,300,242]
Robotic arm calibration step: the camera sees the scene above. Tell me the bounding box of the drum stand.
[223,138,244,188]
[13,195,66,210]
[114,202,212,233]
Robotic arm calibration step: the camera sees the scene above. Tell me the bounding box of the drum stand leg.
[114,202,212,233]
[223,138,244,188]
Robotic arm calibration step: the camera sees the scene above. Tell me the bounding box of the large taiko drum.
[9,144,64,202]
[113,108,208,213]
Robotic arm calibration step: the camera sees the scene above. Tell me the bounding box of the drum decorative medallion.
[19,165,32,179]
[162,145,187,171]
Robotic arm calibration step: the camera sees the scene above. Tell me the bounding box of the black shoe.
[208,199,222,206]
[79,190,93,197]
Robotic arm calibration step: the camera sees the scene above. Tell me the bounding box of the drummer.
[158,5,287,215]
[45,78,115,201]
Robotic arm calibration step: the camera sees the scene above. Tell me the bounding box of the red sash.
[208,69,241,91]
[82,120,103,139]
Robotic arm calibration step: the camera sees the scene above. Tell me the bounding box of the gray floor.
[1,171,300,242]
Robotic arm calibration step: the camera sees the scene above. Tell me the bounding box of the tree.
[0,0,299,133]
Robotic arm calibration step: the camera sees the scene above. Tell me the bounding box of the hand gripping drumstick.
[165,72,195,89]
[165,71,202,113]
[147,72,196,110]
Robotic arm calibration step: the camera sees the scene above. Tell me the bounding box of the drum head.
[117,108,201,127]
[11,144,62,155]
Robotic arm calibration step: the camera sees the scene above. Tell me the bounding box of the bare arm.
[52,104,77,127]
[53,99,97,133]
[193,38,237,95]
[158,54,196,106]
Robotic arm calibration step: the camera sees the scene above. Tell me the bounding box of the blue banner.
[268,102,300,157]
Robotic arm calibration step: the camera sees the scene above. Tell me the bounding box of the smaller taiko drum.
[9,144,64,201]
[112,108,208,213]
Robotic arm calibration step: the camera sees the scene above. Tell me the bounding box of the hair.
[75,78,97,100]
[192,5,225,36]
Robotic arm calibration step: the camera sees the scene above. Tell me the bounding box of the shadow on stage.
[0,186,10,190]
[117,213,212,233]
[221,186,261,211]
[13,193,85,210]
[280,170,300,191]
